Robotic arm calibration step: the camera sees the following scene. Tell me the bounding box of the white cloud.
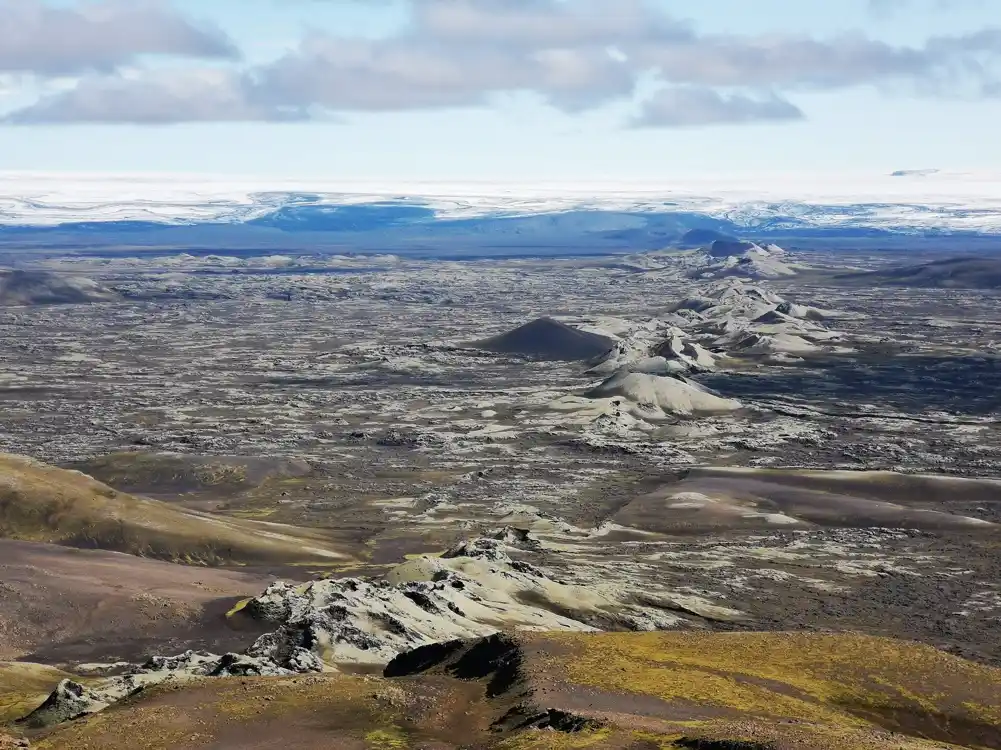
[4,0,1001,126]
[869,0,986,17]
[0,0,238,75]
[6,68,306,124]
[632,87,804,127]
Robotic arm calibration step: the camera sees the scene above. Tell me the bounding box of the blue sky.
[0,0,999,180]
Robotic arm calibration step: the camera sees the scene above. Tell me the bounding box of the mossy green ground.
[539,632,1001,749]
[19,633,1001,750]
[545,632,1001,724]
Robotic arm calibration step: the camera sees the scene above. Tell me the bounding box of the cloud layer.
[0,0,237,76]
[5,70,306,124]
[632,88,804,127]
[4,0,1001,126]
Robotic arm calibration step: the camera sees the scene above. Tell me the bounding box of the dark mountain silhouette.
[0,270,118,306]
[474,317,615,361]
[837,256,1001,289]
[679,228,738,247]
[707,239,763,258]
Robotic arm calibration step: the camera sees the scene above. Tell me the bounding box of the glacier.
[0,171,999,255]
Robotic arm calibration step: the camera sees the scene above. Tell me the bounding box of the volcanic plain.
[1,243,1000,749]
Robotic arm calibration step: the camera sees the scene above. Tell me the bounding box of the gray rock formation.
[24,533,730,727]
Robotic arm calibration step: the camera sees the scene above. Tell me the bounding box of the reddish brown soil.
[0,539,273,666]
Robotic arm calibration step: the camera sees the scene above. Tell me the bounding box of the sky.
[0,0,999,181]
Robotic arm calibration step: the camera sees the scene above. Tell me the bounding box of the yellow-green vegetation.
[224,598,252,619]
[20,633,1001,750]
[0,453,346,565]
[494,631,1001,750]
[499,728,614,750]
[0,662,77,724]
[32,675,454,750]
[365,726,409,749]
[542,632,1001,747]
[495,725,969,750]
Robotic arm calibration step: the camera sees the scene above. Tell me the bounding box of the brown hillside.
[0,454,345,566]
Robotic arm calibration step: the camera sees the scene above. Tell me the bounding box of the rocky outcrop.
[689,242,796,280]
[19,651,298,729]
[20,679,118,729]
[654,334,717,372]
[585,371,741,419]
[25,533,706,727]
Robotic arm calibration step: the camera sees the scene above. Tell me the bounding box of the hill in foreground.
[16,631,1001,750]
[0,453,344,566]
[0,539,273,664]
